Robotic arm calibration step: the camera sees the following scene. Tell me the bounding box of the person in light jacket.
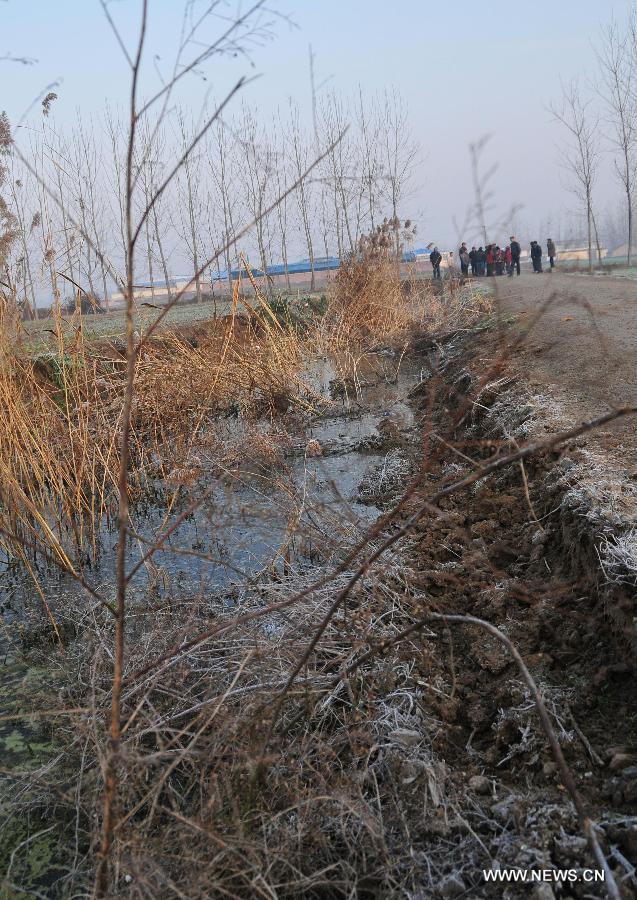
[459,242,470,276]
[546,238,557,270]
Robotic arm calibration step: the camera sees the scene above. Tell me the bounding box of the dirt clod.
[610,752,637,771]
[437,873,467,898]
[468,774,491,794]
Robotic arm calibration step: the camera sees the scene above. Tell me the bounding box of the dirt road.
[493,271,637,470]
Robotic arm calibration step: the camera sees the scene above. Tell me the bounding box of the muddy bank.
[469,356,637,661]
[394,323,637,895]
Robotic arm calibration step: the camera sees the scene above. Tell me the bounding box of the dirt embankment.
[393,319,637,895]
[491,272,637,656]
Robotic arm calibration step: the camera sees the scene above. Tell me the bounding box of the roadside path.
[491,271,637,471]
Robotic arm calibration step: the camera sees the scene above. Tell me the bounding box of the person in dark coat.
[546,238,556,269]
[509,236,521,276]
[430,247,442,280]
[477,246,486,275]
[530,241,543,273]
[459,242,470,276]
[469,246,478,276]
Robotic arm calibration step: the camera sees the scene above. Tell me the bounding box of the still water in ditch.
[0,350,423,625]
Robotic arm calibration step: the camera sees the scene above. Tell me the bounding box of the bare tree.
[43,128,81,309]
[289,102,316,289]
[596,18,637,264]
[8,162,38,319]
[209,118,240,291]
[139,117,173,301]
[319,92,356,257]
[379,88,419,257]
[273,120,292,289]
[356,86,382,235]
[0,112,19,303]
[104,106,129,286]
[240,104,273,275]
[80,119,113,310]
[93,4,285,892]
[175,111,204,303]
[551,81,601,273]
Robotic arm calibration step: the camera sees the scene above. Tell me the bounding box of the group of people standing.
[430,238,558,280]
[458,240,522,278]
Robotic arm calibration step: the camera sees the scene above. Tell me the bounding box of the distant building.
[609,243,637,258]
[555,243,608,261]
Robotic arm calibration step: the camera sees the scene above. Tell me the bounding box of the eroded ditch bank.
[2,318,636,897]
[395,324,637,896]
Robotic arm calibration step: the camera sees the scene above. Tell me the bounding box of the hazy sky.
[2,0,635,248]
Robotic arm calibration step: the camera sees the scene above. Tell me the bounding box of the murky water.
[0,349,423,625]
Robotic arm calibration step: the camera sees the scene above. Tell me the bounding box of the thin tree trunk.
[152,199,171,301]
[627,184,633,266]
[591,206,603,264]
[184,159,202,303]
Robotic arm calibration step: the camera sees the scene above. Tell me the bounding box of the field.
[560,255,637,277]
[22,296,246,347]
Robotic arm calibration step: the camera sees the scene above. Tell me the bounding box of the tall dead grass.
[0,288,309,581]
[327,255,422,343]
[323,251,491,353]
[0,298,119,580]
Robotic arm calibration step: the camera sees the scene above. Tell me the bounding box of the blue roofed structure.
[127,248,432,294]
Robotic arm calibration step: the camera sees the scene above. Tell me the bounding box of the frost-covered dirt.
[386,322,637,896]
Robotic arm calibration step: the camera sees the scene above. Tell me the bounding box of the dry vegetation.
[2,4,637,899]
[1,269,500,898]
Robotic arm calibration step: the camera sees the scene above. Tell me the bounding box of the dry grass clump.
[325,234,491,352]
[328,254,425,344]
[319,219,423,344]
[131,315,305,441]
[0,299,120,578]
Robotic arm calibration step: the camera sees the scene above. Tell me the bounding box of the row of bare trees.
[552,10,637,271]
[1,87,419,316]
